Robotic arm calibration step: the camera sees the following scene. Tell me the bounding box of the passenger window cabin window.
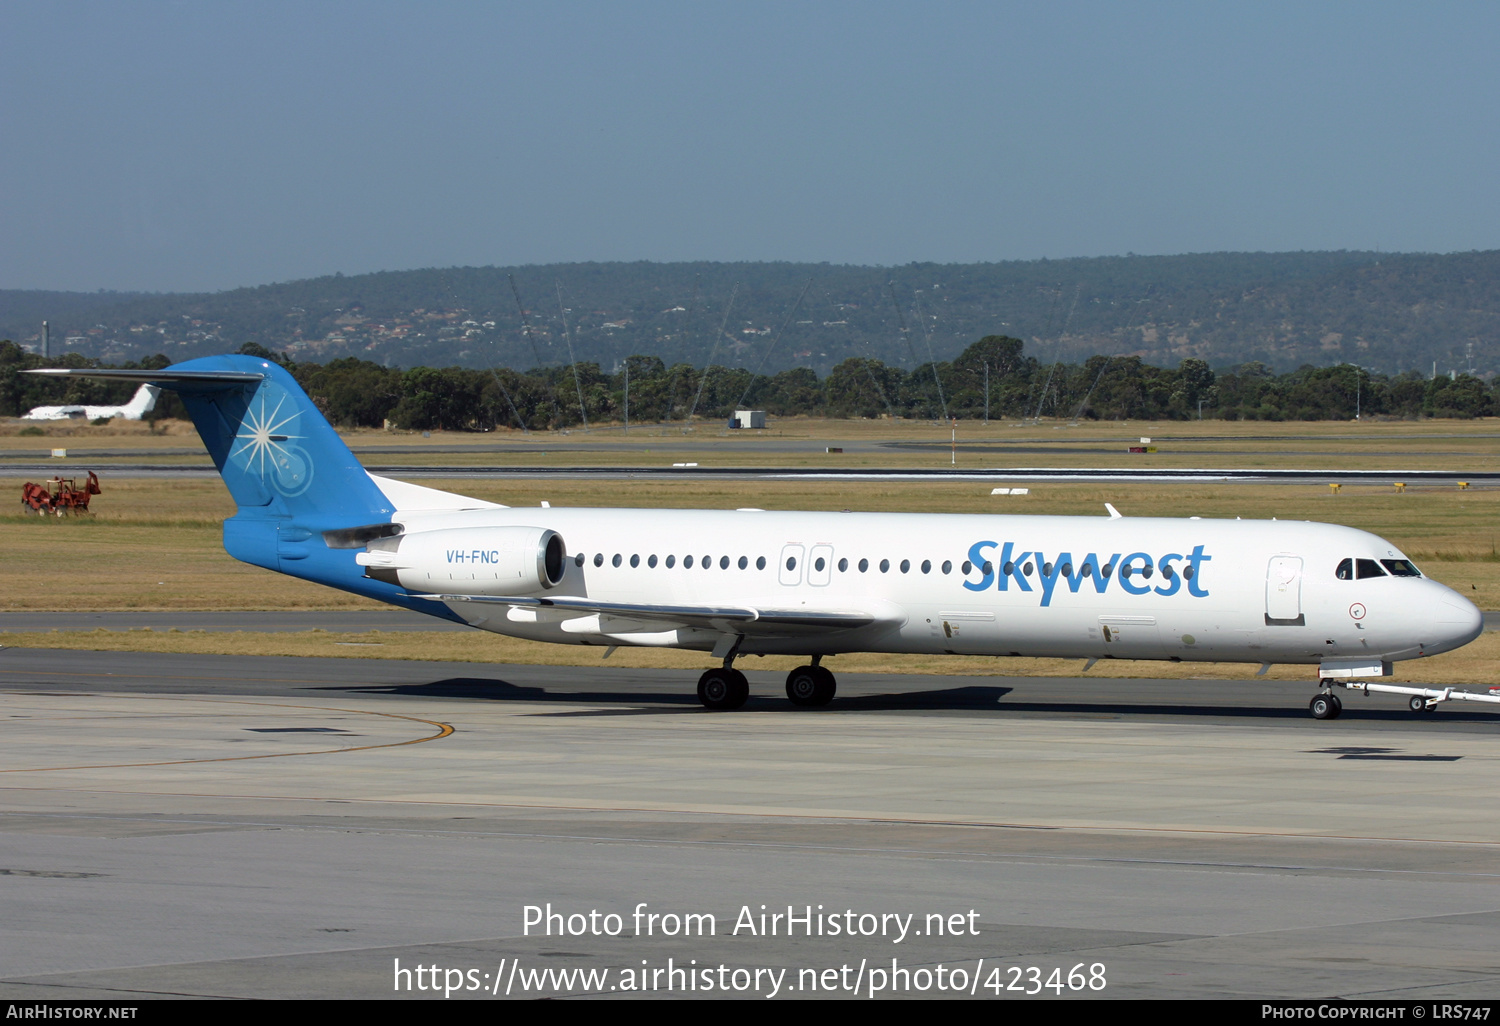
[1003,561,1014,575]
[961,561,972,575]
[684,555,694,568]
[838,557,848,572]
[702,555,711,569]
[859,558,869,573]
[1042,561,1053,576]
[647,554,657,568]
[756,556,767,570]
[1381,559,1421,577]
[1178,565,1188,579]
[1081,562,1093,576]
[612,554,622,568]
[575,553,585,567]
[786,556,797,571]
[739,556,748,570]
[594,553,604,567]
[814,557,825,572]
[630,554,640,568]
[981,561,993,575]
[1356,559,1387,579]
[666,555,676,568]
[1022,562,1033,577]
[899,559,910,573]
[1336,558,1353,580]
[921,560,931,574]
[879,559,890,573]
[941,560,952,574]
[721,556,730,569]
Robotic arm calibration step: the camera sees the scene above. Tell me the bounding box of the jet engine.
[354,526,566,595]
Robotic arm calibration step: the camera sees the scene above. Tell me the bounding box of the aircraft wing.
[413,593,892,637]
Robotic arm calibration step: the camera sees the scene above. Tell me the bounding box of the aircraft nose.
[1428,589,1483,651]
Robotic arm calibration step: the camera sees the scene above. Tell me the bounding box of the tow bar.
[1334,680,1500,712]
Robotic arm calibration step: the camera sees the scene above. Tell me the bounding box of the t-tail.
[122,384,161,419]
[28,355,462,618]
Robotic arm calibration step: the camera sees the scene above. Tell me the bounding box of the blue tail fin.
[166,355,394,521]
[27,355,462,618]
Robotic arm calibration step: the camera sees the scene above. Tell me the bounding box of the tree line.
[0,337,1493,428]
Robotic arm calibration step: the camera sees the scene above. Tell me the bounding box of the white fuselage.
[22,384,160,421]
[392,506,1482,667]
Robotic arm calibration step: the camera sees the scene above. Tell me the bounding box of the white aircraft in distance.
[29,357,1489,720]
[22,383,160,421]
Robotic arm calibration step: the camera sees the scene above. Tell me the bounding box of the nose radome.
[1437,596,1482,626]
[1431,594,1484,652]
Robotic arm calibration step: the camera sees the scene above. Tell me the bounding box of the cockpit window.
[1335,558,1353,580]
[1381,559,1422,577]
[1355,558,1387,579]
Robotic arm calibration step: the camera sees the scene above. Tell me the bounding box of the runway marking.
[0,696,452,773]
[2,783,1499,849]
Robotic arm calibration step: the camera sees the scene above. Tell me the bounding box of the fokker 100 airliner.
[31,356,1487,719]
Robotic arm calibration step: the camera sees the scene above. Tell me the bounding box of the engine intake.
[355,526,566,594]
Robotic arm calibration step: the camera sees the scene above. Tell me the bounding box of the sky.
[2,1,1498,293]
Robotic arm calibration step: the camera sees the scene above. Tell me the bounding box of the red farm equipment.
[21,471,101,516]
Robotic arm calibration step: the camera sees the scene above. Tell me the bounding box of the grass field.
[5,414,1500,472]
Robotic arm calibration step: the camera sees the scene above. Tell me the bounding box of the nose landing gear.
[1309,692,1343,720]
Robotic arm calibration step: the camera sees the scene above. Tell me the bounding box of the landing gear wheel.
[785,665,836,707]
[698,668,749,711]
[1309,693,1341,720]
[1409,695,1429,713]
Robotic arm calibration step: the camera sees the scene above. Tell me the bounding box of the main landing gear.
[697,666,749,711]
[695,654,840,710]
[785,659,837,707]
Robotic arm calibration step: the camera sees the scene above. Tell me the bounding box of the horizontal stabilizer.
[27,368,264,389]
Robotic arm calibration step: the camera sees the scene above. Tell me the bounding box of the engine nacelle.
[355,526,566,595]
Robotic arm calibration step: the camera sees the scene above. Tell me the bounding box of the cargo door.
[934,610,1001,654]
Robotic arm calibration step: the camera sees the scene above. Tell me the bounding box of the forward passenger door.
[1265,555,1305,626]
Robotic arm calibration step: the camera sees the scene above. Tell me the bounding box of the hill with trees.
[3,251,1498,380]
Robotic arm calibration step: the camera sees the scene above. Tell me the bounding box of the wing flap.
[414,593,884,635]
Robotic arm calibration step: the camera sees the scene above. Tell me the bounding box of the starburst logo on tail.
[228,384,313,496]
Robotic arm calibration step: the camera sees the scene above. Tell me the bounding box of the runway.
[2,646,1499,1000]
